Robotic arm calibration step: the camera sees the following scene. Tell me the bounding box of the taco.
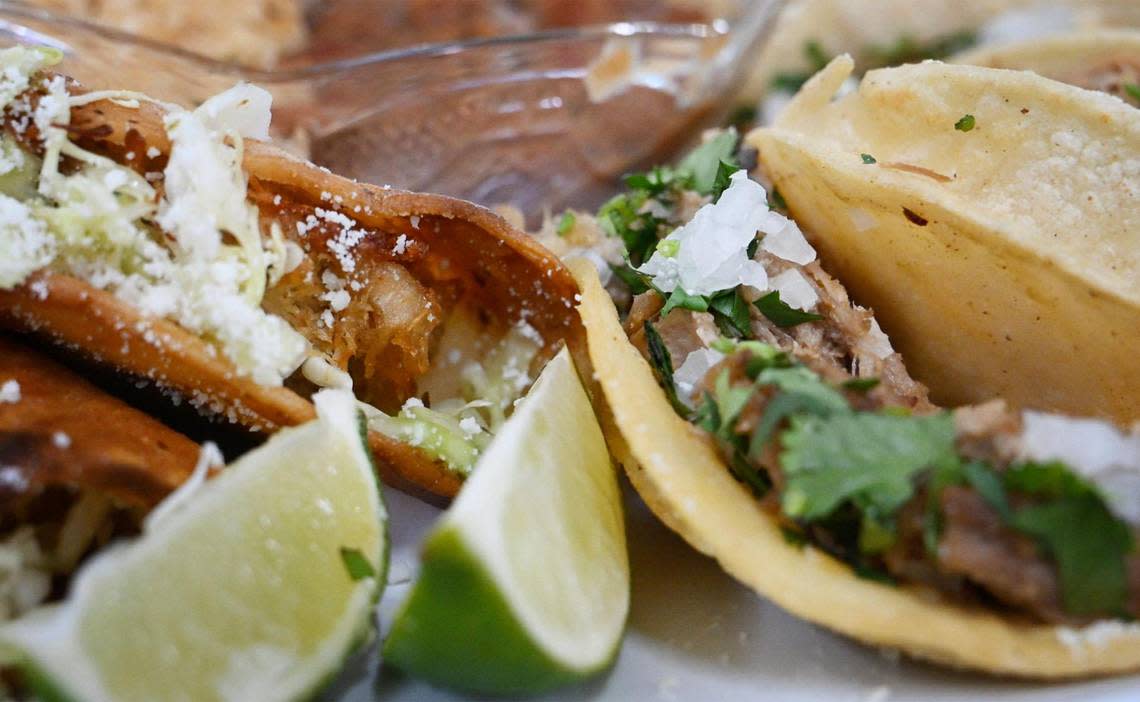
[0,46,581,501]
[0,336,201,621]
[748,57,1139,424]
[569,126,1140,674]
[952,28,1140,107]
[746,0,1140,123]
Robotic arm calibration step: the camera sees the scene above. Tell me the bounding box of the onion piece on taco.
[0,47,581,501]
[748,56,1140,424]
[569,133,1140,675]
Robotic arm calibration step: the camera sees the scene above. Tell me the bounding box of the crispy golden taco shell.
[0,336,198,509]
[0,87,582,500]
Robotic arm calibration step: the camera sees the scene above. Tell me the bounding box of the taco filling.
[0,47,574,493]
[565,129,1139,627]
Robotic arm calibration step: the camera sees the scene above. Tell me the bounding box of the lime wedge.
[0,389,387,702]
[383,346,628,695]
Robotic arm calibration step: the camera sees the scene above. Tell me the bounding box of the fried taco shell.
[0,68,581,501]
[749,57,1140,424]
[0,336,198,510]
[571,259,1140,678]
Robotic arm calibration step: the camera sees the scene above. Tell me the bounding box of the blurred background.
[4,0,1137,220]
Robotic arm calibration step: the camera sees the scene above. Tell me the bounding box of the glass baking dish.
[0,0,782,218]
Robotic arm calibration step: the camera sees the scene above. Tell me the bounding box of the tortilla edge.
[569,258,1140,679]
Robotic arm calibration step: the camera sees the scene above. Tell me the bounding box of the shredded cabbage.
[0,47,307,386]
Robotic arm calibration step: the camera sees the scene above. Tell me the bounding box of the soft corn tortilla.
[748,57,1140,424]
[952,28,1140,82]
[570,258,1140,678]
[0,337,199,509]
[0,88,582,501]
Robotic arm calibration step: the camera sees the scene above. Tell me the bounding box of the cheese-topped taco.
[0,47,581,500]
[568,121,1140,675]
[0,336,201,621]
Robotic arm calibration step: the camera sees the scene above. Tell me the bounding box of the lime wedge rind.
[383,347,629,695]
[0,389,387,702]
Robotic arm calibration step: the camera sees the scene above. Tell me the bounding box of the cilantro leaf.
[660,288,709,317]
[609,263,652,294]
[556,211,575,236]
[708,288,751,338]
[865,31,976,69]
[954,114,976,132]
[710,159,738,201]
[643,320,688,417]
[1005,462,1135,616]
[1013,496,1133,616]
[860,153,877,164]
[748,366,850,456]
[754,291,824,328]
[769,187,788,212]
[779,412,958,522]
[679,128,739,195]
[1125,83,1140,104]
[340,547,376,581]
[842,377,880,392]
[597,191,658,265]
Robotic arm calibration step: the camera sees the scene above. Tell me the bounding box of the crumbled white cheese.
[638,170,769,296]
[193,82,272,140]
[0,194,53,288]
[769,268,819,311]
[0,380,19,404]
[1056,620,1140,659]
[1018,412,1140,526]
[0,59,308,387]
[458,416,481,438]
[392,233,409,255]
[674,348,725,405]
[51,431,71,449]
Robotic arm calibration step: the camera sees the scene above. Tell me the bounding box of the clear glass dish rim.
[0,1,728,81]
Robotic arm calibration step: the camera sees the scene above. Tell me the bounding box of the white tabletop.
[325,482,1140,701]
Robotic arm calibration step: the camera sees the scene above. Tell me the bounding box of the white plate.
[327,483,1140,701]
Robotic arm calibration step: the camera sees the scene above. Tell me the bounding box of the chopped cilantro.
[865,31,977,69]
[780,524,807,548]
[779,412,958,522]
[954,114,976,132]
[748,366,849,456]
[858,511,896,554]
[768,40,833,93]
[842,377,880,392]
[726,104,758,129]
[710,159,738,201]
[1125,83,1140,104]
[656,239,680,258]
[624,165,681,196]
[643,320,688,416]
[339,547,375,581]
[708,287,751,338]
[754,291,824,328]
[769,187,788,212]
[609,263,652,294]
[679,128,740,196]
[597,191,658,266]
[860,153,877,164]
[660,287,709,317]
[556,211,575,236]
[1005,462,1134,616]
